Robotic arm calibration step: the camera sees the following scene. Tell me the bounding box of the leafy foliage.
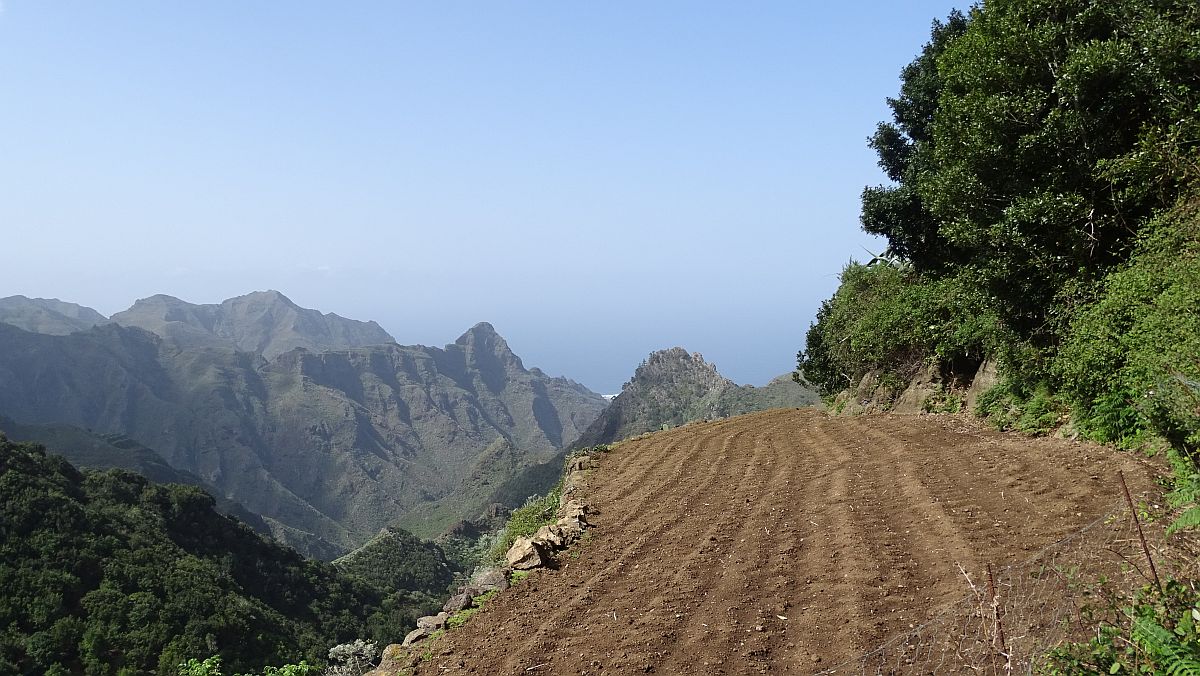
[799,0,1200,498]
[1057,200,1200,451]
[1043,580,1200,674]
[799,263,1000,397]
[488,482,562,563]
[0,436,423,674]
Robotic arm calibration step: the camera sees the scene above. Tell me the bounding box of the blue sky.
[0,1,960,393]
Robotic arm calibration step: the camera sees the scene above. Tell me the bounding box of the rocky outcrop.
[576,348,818,447]
[964,358,999,413]
[831,358,993,416]
[505,537,546,570]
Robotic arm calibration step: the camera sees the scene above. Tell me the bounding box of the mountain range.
[0,292,607,558]
[0,292,818,560]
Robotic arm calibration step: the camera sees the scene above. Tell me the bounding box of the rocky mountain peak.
[573,347,819,448]
[455,322,521,368]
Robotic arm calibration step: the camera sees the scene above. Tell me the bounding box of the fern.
[1167,507,1200,536]
[1132,616,1200,676]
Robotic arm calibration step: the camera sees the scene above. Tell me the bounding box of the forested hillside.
[0,435,444,675]
[800,0,1199,496]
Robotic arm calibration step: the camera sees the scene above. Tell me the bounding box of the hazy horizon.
[1,1,961,393]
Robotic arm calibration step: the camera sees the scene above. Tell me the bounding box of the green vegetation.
[445,590,498,630]
[1043,580,1200,674]
[176,656,320,676]
[0,435,436,675]
[797,0,1200,667]
[488,482,562,563]
[800,264,999,398]
[799,0,1200,481]
[333,527,455,598]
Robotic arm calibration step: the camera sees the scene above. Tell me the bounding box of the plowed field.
[416,408,1161,675]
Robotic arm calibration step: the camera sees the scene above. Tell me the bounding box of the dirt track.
[417,408,1162,675]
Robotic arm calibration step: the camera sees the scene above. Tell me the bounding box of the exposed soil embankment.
[415,408,1161,674]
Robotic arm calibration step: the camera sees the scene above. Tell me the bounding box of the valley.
[0,293,611,557]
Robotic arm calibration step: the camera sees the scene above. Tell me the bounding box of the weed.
[445,590,497,629]
[922,387,964,414]
[1042,579,1200,674]
[488,483,561,563]
[977,380,1069,436]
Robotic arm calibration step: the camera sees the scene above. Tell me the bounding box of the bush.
[799,263,1001,396]
[488,482,561,563]
[976,381,1070,436]
[1057,199,1200,454]
[1043,579,1200,674]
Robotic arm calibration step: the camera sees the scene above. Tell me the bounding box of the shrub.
[799,263,1001,396]
[1057,199,1200,454]
[487,483,561,563]
[976,380,1070,437]
[1042,579,1200,674]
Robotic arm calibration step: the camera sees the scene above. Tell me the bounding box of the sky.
[0,1,960,393]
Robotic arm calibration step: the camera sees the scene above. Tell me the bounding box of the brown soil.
[416,409,1163,675]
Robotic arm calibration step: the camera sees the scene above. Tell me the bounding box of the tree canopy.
[801,0,1199,449]
[0,436,439,675]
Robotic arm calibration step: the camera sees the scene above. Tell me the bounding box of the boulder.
[559,499,589,521]
[442,592,474,614]
[506,537,546,570]
[533,524,566,549]
[364,643,410,675]
[555,515,586,540]
[416,612,449,630]
[470,568,511,594]
[402,627,432,648]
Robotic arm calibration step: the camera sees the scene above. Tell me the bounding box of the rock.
[562,472,586,497]
[893,363,942,414]
[532,524,566,549]
[569,456,596,472]
[416,612,449,630]
[402,627,432,648]
[364,643,408,675]
[506,536,546,570]
[471,568,510,593]
[555,515,586,541]
[964,358,999,413]
[559,499,590,523]
[442,592,474,614]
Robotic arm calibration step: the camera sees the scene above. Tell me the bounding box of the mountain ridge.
[0,295,110,335]
[0,317,606,557]
[110,290,397,358]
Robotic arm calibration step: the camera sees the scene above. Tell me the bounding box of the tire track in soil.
[417,409,1162,676]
